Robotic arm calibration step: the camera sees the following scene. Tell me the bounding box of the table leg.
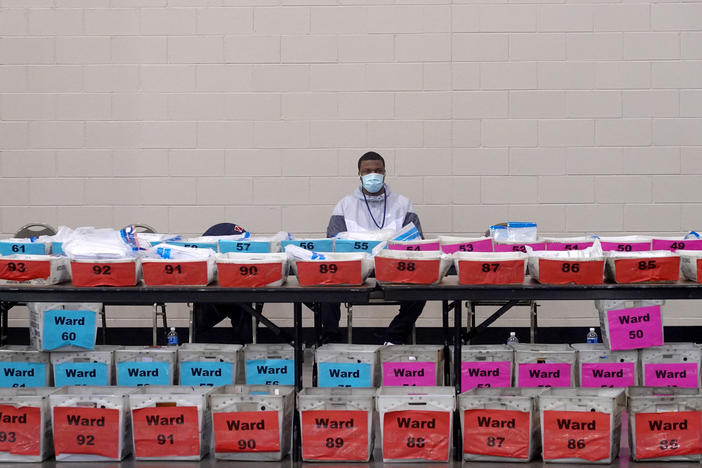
[454,300,463,461]
[293,302,303,462]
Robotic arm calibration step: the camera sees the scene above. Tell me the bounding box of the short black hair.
[357,151,385,170]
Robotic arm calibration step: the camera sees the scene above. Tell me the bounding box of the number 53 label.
[132,406,200,458]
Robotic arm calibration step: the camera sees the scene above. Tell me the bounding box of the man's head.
[357,151,386,195]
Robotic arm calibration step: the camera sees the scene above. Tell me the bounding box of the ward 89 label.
[463,409,530,459]
[634,411,702,459]
[302,410,368,461]
[543,410,610,462]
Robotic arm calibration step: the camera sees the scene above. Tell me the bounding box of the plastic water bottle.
[507,332,519,347]
[167,327,178,346]
[586,327,598,343]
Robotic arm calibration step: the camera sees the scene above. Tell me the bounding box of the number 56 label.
[132,406,200,458]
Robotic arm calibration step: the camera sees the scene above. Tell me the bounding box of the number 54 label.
[132,406,200,458]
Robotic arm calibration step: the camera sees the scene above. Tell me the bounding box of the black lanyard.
[362,191,387,229]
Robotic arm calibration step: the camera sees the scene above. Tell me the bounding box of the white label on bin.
[117,361,170,386]
[245,359,294,386]
[0,362,46,388]
[42,309,96,351]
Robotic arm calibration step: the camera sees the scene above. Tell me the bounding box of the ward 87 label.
[301,410,368,461]
[542,410,610,462]
[383,410,450,461]
[463,409,531,459]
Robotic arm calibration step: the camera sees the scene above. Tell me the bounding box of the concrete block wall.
[1,0,701,331]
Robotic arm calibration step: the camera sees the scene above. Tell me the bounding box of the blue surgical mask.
[361,173,384,194]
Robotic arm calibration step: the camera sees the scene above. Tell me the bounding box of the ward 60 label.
[43,309,96,351]
[383,410,450,461]
[302,410,368,461]
[606,305,663,350]
[461,361,511,391]
[213,411,280,453]
[53,407,119,458]
[463,409,530,459]
[458,260,524,285]
[132,406,200,458]
[296,261,362,286]
[643,363,699,388]
[217,262,282,288]
[543,410,610,462]
[0,259,50,281]
[634,411,702,460]
[0,405,41,456]
[518,363,571,388]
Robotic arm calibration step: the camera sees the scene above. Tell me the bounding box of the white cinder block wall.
[1,0,702,331]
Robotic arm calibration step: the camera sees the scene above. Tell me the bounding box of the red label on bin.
[634,411,702,460]
[375,257,440,284]
[613,257,680,283]
[696,259,702,283]
[132,406,199,458]
[301,410,368,461]
[213,411,280,453]
[537,259,604,285]
[217,262,282,288]
[382,410,450,461]
[0,405,41,456]
[70,261,137,287]
[542,410,610,461]
[142,261,208,286]
[0,259,51,282]
[458,259,524,285]
[53,407,119,459]
[296,260,362,286]
[463,409,530,459]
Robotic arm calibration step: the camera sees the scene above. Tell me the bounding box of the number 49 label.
[132,406,200,458]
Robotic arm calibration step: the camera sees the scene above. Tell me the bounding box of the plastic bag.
[145,243,214,260]
[490,222,538,242]
[62,228,141,259]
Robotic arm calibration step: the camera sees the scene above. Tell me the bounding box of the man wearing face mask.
[321,151,426,344]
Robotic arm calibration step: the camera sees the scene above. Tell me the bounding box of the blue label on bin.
[52,242,64,255]
[318,362,371,387]
[334,239,382,253]
[281,239,334,252]
[180,361,234,387]
[42,309,96,351]
[0,362,47,388]
[54,362,109,386]
[219,240,272,253]
[165,241,218,251]
[0,242,45,256]
[245,359,294,385]
[117,361,170,386]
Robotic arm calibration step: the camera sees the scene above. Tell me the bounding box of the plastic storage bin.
[0,388,57,463]
[244,344,295,386]
[460,345,514,391]
[439,236,493,254]
[388,238,441,251]
[315,344,382,388]
[0,239,49,256]
[293,252,372,286]
[50,386,140,462]
[209,385,294,461]
[0,255,70,284]
[680,251,702,282]
[598,236,651,252]
[528,251,605,285]
[216,253,288,288]
[454,252,527,285]
[544,237,596,251]
[539,388,625,464]
[0,346,51,388]
[596,300,665,351]
[28,302,100,352]
[375,250,452,285]
[605,251,680,283]
[515,344,576,388]
[141,257,215,286]
[130,385,215,461]
[51,345,118,387]
[380,345,444,386]
[70,258,140,287]
[376,386,455,463]
[298,387,376,462]
[177,343,243,387]
[627,387,702,462]
[572,343,639,387]
[640,343,701,388]
[114,347,177,386]
[459,387,544,462]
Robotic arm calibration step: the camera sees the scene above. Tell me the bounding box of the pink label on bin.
[644,363,699,388]
[600,241,650,252]
[581,362,636,388]
[607,305,663,350]
[546,242,594,251]
[494,242,546,253]
[389,242,440,251]
[383,362,436,386]
[440,239,493,254]
[518,363,571,388]
[652,238,702,251]
[461,361,511,391]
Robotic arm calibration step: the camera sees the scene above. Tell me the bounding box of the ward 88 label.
[382,410,450,461]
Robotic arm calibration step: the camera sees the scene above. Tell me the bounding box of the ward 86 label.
[543,411,610,462]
